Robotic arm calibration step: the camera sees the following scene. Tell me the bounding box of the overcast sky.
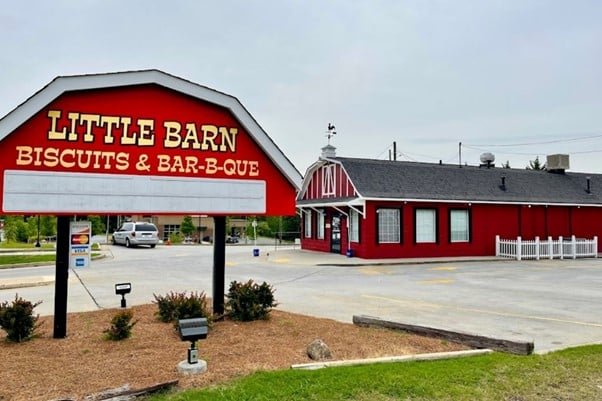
[1,1,601,174]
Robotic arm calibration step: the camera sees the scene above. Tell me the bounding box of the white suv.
[113,222,159,248]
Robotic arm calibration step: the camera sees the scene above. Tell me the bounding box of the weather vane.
[326,123,336,144]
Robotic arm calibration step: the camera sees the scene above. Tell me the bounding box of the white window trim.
[317,211,325,239]
[415,209,437,244]
[350,209,359,242]
[304,210,312,238]
[377,208,400,244]
[450,209,470,243]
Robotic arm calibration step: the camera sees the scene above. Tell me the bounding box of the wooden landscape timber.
[353,315,534,355]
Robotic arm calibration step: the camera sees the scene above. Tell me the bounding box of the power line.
[463,144,602,157]
[374,144,391,159]
[467,132,602,147]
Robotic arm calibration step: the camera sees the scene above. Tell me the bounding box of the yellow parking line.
[272,258,290,264]
[362,294,602,328]
[429,266,457,271]
[420,279,454,284]
[359,266,393,276]
[359,268,381,276]
[226,262,237,267]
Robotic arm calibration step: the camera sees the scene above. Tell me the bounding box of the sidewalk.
[261,247,503,267]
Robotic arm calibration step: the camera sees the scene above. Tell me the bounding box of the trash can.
[253,248,260,257]
[346,249,353,258]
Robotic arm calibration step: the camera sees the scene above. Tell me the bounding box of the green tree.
[87,216,106,236]
[245,217,271,239]
[26,217,39,242]
[281,216,301,239]
[527,156,546,170]
[4,216,29,243]
[180,215,195,237]
[3,216,18,242]
[40,216,56,237]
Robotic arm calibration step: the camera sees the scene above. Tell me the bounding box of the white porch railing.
[496,235,598,261]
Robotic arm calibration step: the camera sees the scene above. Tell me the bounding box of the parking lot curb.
[317,257,504,267]
[0,276,55,290]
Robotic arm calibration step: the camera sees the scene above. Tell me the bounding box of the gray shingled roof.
[334,157,602,205]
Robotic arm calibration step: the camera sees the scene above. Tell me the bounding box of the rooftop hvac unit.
[480,152,495,164]
[546,154,570,172]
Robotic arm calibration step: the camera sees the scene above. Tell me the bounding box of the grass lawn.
[0,254,56,266]
[0,242,55,249]
[0,253,101,267]
[148,345,602,401]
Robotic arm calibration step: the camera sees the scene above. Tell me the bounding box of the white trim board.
[3,170,266,214]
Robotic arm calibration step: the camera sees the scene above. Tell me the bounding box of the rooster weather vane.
[326,123,337,144]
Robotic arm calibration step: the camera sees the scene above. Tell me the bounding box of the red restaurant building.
[297,145,602,259]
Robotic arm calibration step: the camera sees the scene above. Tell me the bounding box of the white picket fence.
[496,235,598,260]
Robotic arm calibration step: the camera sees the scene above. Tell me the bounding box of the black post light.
[115,283,131,308]
[178,317,208,364]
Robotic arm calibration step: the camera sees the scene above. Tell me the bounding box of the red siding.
[302,163,356,200]
[301,201,602,258]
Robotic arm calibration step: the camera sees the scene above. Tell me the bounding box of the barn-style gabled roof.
[300,156,602,206]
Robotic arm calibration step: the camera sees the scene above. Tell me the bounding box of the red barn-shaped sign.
[0,70,301,215]
[0,70,302,337]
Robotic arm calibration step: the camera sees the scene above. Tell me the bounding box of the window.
[377,208,400,243]
[135,223,158,232]
[450,209,470,242]
[304,210,312,238]
[415,209,437,243]
[163,224,180,241]
[350,209,360,242]
[317,211,325,239]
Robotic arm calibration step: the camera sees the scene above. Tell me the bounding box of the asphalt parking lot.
[1,245,601,353]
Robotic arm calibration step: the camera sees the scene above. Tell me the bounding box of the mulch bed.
[0,304,467,401]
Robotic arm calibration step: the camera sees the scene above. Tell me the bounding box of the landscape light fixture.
[178,317,208,364]
[114,282,131,308]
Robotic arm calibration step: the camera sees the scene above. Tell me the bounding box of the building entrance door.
[331,215,341,253]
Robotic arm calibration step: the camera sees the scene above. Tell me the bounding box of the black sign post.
[53,216,70,339]
[212,216,226,316]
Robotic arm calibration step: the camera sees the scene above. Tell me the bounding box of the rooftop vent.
[546,154,569,174]
[480,152,495,168]
[321,144,336,159]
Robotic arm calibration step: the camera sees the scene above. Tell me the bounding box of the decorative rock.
[307,339,332,361]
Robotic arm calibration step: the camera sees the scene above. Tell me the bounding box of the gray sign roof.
[335,157,602,205]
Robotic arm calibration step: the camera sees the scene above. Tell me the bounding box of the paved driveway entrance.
[1,246,601,353]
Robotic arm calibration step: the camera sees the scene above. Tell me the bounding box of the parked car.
[112,222,159,248]
[226,235,240,244]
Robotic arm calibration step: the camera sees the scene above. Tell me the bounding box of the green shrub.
[153,291,210,323]
[169,232,183,244]
[0,294,42,342]
[226,280,277,321]
[104,310,137,341]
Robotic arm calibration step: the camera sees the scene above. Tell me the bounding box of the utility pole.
[459,142,462,168]
[393,141,397,161]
